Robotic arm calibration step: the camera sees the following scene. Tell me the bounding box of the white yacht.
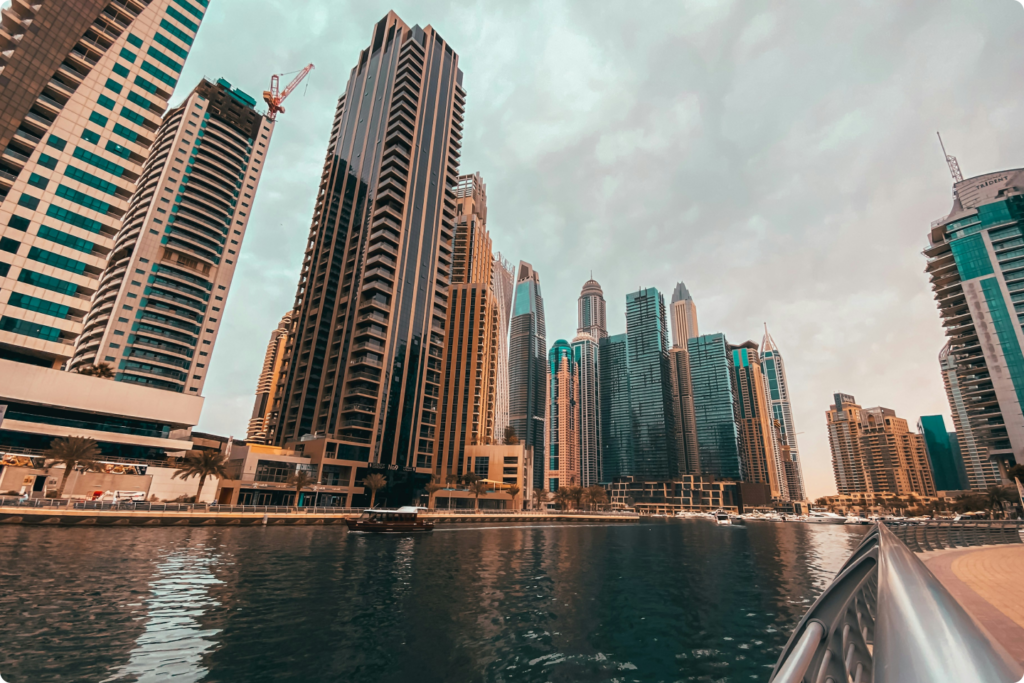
[713,509,732,525]
[805,511,848,525]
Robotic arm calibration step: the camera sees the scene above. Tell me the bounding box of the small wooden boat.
[346,506,434,533]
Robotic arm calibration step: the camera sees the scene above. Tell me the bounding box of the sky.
[175,0,1024,500]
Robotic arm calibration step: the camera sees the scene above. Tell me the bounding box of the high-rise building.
[624,287,679,478]
[918,415,967,492]
[437,172,498,478]
[269,12,464,486]
[599,332,631,481]
[924,168,1024,482]
[70,78,273,393]
[573,332,601,486]
[669,346,700,474]
[247,312,292,443]
[760,325,806,500]
[491,253,514,442]
[689,333,742,479]
[730,341,786,499]
[577,277,607,339]
[0,0,207,368]
[545,339,579,491]
[508,261,546,487]
[669,281,698,347]
[938,342,1002,490]
[826,393,936,496]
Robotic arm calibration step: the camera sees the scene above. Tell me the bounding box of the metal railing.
[770,524,1023,683]
[885,519,1023,552]
[426,509,638,517]
[0,497,365,515]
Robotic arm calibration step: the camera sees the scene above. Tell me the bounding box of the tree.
[445,473,459,488]
[1006,464,1024,483]
[504,425,519,445]
[45,436,102,498]
[462,472,480,486]
[987,486,1013,519]
[567,486,584,511]
[468,480,490,511]
[425,475,444,510]
[75,363,115,378]
[583,485,608,510]
[286,470,315,508]
[362,473,387,508]
[533,487,547,510]
[172,448,229,503]
[506,484,521,511]
[553,487,572,511]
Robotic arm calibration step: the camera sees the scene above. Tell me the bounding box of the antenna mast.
[937,131,963,183]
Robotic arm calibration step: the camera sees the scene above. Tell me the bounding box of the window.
[0,262,8,278]
[47,135,67,151]
[64,166,117,195]
[97,94,116,110]
[7,292,69,319]
[126,33,143,48]
[27,174,48,190]
[127,91,153,111]
[17,193,39,210]
[8,215,30,232]
[37,154,58,170]
[141,61,176,88]
[120,107,147,126]
[55,184,110,214]
[37,226,94,254]
[27,247,87,274]
[0,316,61,342]
[105,140,131,159]
[147,46,182,73]
[0,237,19,254]
[159,19,194,46]
[46,205,103,234]
[89,111,109,127]
[112,63,130,78]
[81,129,101,144]
[134,76,158,94]
[154,32,188,59]
[166,6,199,32]
[119,47,137,63]
[113,124,138,143]
[72,147,125,177]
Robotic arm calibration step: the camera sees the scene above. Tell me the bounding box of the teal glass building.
[925,168,1024,480]
[688,332,742,479]
[599,333,632,480]
[509,261,546,487]
[918,414,966,491]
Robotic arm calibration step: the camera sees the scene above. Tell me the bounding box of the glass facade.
[599,334,631,481]
[572,334,601,486]
[625,287,678,478]
[688,333,742,479]
[918,415,965,491]
[761,328,806,500]
[508,262,546,487]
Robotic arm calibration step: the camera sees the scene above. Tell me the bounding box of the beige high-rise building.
[826,393,936,496]
[0,0,207,369]
[669,281,698,347]
[545,339,580,491]
[730,341,786,499]
[436,173,499,478]
[669,347,700,474]
[939,342,1001,490]
[70,78,273,394]
[247,312,292,443]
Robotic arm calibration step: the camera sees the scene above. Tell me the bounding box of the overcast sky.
[178,0,1024,499]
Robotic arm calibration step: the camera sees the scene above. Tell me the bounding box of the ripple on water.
[0,520,866,682]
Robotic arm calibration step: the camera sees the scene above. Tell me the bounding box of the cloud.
[186,0,1024,499]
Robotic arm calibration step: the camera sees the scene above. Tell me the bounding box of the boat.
[713,509,732,525]
[346,506,434,533]
[845,516,871,525]
[805,511,848,525]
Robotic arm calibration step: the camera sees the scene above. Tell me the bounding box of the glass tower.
[918,414,967,491]
[492,253,515,441]
[0,0,207,368]
[625,287,678,478]
[509,260,546,487]
[938,342,1001,490]
[599,332,632,480]
[573,332,601,487]
[730,341,785,499]
[924,168,1024,481]
[688,333,742,479]
[760,325,806,500]
[270,12,465,479]
[669,281,698,347]
[545,339,579,491]
[577,277,608,339]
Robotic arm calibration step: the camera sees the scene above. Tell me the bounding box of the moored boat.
[805,511,848,525]
[713,509,732,525]
[346,506,434,533]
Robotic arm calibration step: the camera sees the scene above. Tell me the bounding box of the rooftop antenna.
[937,131,963,184]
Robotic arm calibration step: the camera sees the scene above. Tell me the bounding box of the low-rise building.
[433,444,532,510]
[604,476,771,514]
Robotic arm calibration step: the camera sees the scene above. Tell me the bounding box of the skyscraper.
[70,78,273,393]
[247,312,292,443]
[545,339,579,491]
[669,347,700,474]
[0,0,206,368]
[508,261,546,487]
[730,341,786,499]
[826,393,936,496]
[924,168,1024,482]
[577,277,607,339]
[625,287,678,478]
[689,333,742,479]
[492,253,515,441]
[918,415,966,491]
[669,281,698,347]
[938,342,1002,490]
[573,332,601,486]
[760,325,806,500]
[599,333,632,480]
[437,172,498,478]
[269,12,464,481]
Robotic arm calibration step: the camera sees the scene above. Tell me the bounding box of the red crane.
[263,63,314,120]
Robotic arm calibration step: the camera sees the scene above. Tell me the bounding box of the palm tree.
[46,436,102,498]
[362,473,387,508]
[503,425,519,445]
[425,475,444,510]
[567,485,584,510]
[172,448,229,503]
[462,472,480,487]
[286,470,315,508]
[987,486,1012,519]
[75,362,115,378]
[553,487,572,511]
[445,472,459,487]
[468,480,490,511]
[533,487,547,510]
[506,484,521,511]
[583,485,608,511]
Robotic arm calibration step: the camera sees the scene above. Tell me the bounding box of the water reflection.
[104,540,224,682]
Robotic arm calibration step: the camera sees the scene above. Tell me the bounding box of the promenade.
[922,544,1024,665]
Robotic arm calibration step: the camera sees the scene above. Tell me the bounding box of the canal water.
[0,520,865,682]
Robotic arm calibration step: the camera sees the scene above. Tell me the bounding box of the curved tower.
[247,312,292,443]
[545,339,579,491]
[760,325,806,499]
[577,277,607,339]
[509,260,546,487]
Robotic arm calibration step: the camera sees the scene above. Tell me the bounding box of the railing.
[885,519,1023,552]
[0,497,366,515]
[770,524,1022,683]
[426,509,638,517]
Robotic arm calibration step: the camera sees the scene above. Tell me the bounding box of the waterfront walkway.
[922,544,1024,665]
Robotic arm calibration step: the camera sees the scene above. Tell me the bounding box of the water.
[0,520,866,682]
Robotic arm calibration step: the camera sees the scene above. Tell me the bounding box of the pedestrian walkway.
[921,545,1024,665]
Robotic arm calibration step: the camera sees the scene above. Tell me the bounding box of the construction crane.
[263,63,314,121]
[937,131,963,184]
